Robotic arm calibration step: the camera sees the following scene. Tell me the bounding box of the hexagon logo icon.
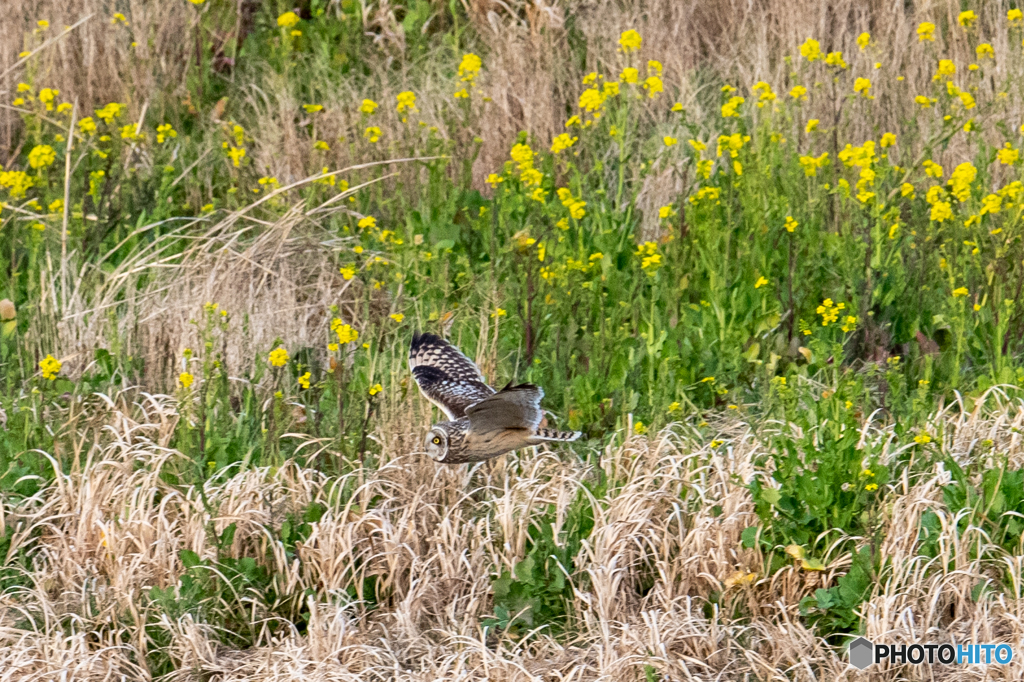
[849,637,874,670]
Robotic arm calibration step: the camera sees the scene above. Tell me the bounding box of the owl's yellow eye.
[432,437,441,444]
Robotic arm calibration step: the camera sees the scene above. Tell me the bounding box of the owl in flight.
[409,332,582,463]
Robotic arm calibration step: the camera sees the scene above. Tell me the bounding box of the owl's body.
[409,333,581,463]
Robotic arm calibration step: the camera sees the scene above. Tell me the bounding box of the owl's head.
[424,427,449,461]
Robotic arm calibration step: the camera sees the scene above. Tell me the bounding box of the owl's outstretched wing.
[410,332,494,420]
[464,383,543,436]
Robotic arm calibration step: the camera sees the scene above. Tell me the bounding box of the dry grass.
[0,389,1022,679]
[5,1,1020,189]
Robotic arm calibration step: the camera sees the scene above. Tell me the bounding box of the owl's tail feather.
[530,428,583,443]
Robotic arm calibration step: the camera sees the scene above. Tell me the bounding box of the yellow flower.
[303,104,323,113]
[156,123,177,143]
[930,201,953,222]
[957,10,976,28]
[998,144,1019,165]
[390,313,404,323]
[952,286,969,297]
[358,216,377,230]
[789,85,808,101]
[865,483,878,491]
[816,298,846,326]
[841,315,858,333]
[914,433,932,444]
[226,146,246,167]
[38,87,58,111]
[39,354,62,380]
[976,43,994,60]
[331,319,359,344]
[277,11,299,28]
[486,173,504,188]
[179,372,194,388]
[824,51,847,69]
[917,21,935,42]
[360,99,378,114]
[671,102,683,112]
[668,402,681,413]
[95,102,123,123]
[368,383,383,396]
[947,161,976,201]
[922,159,943,178]
[936,59,956,79]
[529,187,547,203]
[633,421,647,435]
[618,29,642,53]
[27,145,56,169]
[520,168,543,186]
[340,266,356,280]
[754,276,768,289]
[721,96,744,118]
[853,77,872,97]
[799,38,822,62]
[798,152,829,176]
[396,91,417,113]
[578,88,605,114]
[328,343,339,352]
[458,53,482,82]
[314,140,330,151]
[619,67,639,85]
[362,126,382,144]
[663,136,678,147]
[856,32,870,50]
[298,372,311,389]
[658,205,673,219]
[269,347,289,367]
[880,132,896,148]
[805,118,819,133]
[784,216,798,232]
[1010,9,1024,24]
[643,76,664,98]
[550,133,577,154]
[914,95,935,108]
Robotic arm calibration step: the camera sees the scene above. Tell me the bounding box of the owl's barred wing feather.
[464,383,544,436]
[410,332,487,383]
[409,332,494,419]
[411,366,494,420]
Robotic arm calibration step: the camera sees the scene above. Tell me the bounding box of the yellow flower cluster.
[269,347,289,367]
[816,298,846,326]
[636,241,661,275]
[618,29,642,53]
[947,162,976,202]
[752,81,776,108]
[838,140,875,168]
[721,95,744,118]
[556,187,586,219]
[550,133,577,154]
[39,354,61,380]
[798,152,829,176]
[396,91,417,114]
[28,145,56,169]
